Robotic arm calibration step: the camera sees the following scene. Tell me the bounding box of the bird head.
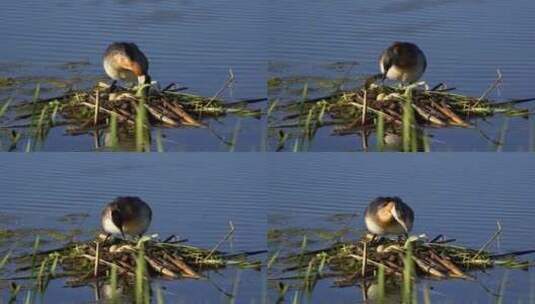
[390,203,411,234]
[377,201,395,223]
[111,209,126,239]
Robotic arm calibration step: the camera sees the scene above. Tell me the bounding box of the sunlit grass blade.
[110,264,118,304]
[156,129,164,152]
[0,252,11,270]
[0,98,12,118]
[402,242,414,304]
[377,264,385,303]
[267,251,280,270]
[402,100,412,152]
[529,116,535,152]
[291,290,300,304]
[30,236,41,278]
[135,245,147,304]
[229,270,242,304]
[495,270,510,304]
[135,99,150,152]
[229,119,242,152]
[50,254,59,276]
[496,117,510,152]
[376,112,384,151]
[292,137,300,152]
[25,138,32,152]
[24,290,32,304]
[423,131,431,152]
[156,284,164,304]
[423,283,431,304]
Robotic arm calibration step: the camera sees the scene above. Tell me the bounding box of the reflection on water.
[0,0,267,151]
[267,154,535,303]
[267,0,535,151]
[0,154,267,303]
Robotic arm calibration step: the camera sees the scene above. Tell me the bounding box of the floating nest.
[7,82,264,135]
[275,234,535,288]
[12,233,264,288]
[272,83,535,136]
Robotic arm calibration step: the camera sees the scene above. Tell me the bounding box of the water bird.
[364,196,414,237]
[103,42,151,88]
[101,196,152,239]
[366,42,427,88]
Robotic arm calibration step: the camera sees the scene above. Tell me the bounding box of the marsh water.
[1,154,534,302]
[0,155,267,303]
[267,154,535,303]
[0,0,267,151]
[267,0,535,151]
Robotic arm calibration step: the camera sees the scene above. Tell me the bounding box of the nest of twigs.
[13,233,264,287]
[277,234,535,287]
[8,82,264,135]
[272,83,535,135]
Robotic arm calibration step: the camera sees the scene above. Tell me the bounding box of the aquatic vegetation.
[0,77,17,89]
[0,221,266,303]
[10,233,264,288]
[0,75,96,95]
[9,82,262,133]
[269,80,535,151]
[1,81,265,151]
[270,232,534,290]
[0,227,84,248]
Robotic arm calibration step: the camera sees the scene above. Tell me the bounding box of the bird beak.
[391,205,410,234]
[399,221,410,234]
